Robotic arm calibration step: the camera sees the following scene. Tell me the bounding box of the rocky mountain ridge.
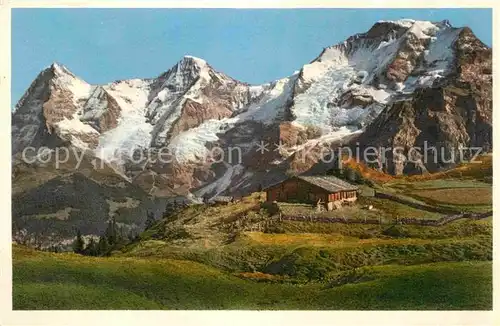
[12,19,492,243]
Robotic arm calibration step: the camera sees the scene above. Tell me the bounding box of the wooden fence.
[278,210,492,226]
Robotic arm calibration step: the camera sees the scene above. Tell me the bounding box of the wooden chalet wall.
[328,191,357,202]
[266,177,357,204]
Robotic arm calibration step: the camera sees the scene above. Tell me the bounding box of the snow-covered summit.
[377,18,415,26]
[50,62,68,74]
[182,55,207,66]
[286,19,462,133]
[377,19,452,29]
[13,19,464,154]
[174,55,209,74]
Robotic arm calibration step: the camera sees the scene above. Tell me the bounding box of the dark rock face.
[11,67,60,154]
[356,28,492,175]
[12,64,101,154]
[146,57,254,148]
[81,87,122,133]
[168,97,233,138]
[339,90,374,108]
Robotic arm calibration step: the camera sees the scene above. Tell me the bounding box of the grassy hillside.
[13,212,493,309]
[12,167,493,310]
[405,154,492,182]
[330,153,492,185]
[118,184,491,278]
[380,177,492,214]
[13,246,492,310]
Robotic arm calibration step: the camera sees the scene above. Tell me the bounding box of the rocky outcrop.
[12,63,101,152]
[42,86,78,133]
[12,66,61,153]
[81,87,121,133]
[168,98,233,138]
[356,44,491,175]
[339,90,374,108]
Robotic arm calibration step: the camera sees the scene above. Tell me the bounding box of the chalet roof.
[295,175,359,192]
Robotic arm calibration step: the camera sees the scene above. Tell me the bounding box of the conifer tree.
[105,217,117,245]
[354,169,364,184]
[343,166,354,182]
[145,211,156,230]
[84,237,98,256]
[97,236,109,256]
[72,229,85,254]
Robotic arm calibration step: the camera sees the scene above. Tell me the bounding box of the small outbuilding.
[264,175,359,211]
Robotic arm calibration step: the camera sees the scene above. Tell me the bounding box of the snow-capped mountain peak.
[12,19,492,199]
[174,55,208,76]
[50,62,75,76]
[181,55,208,67]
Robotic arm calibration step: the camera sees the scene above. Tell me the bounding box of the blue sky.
[12,8,492,106]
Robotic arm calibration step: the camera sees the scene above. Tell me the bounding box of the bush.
[359,232,373,239]
[260,202,279,215]
[165,227,191,240]
[382,225,409,238]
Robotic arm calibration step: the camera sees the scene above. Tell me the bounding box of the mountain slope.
[12,19,492,201]
[356,26,492,174]
[12,149,178,249]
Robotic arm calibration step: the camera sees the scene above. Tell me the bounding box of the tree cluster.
[330,165,364,184]
[72,200,188,256]
[72,216,131,257]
